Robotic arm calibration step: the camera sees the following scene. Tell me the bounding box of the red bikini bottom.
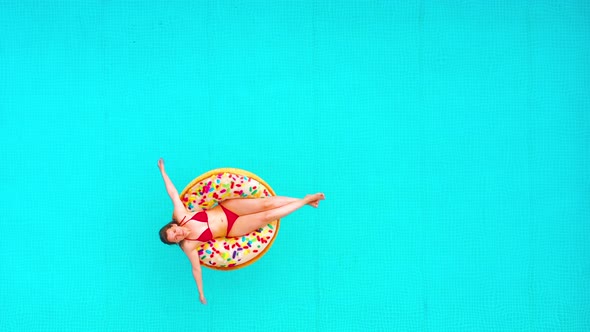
[219,204,239,235]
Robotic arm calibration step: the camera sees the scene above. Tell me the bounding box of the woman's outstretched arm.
[184,246,207,305]
[158,158,186,216]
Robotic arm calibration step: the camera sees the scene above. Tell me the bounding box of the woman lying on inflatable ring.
[157,158,324,305]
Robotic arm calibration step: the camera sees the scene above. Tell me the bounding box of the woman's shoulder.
[173,208,194,224]
[180,240,199,253]
[180,237,206,253]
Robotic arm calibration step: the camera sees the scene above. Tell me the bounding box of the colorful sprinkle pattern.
[181,171,279,269]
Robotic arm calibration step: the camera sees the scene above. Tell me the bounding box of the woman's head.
[159,221,185,245]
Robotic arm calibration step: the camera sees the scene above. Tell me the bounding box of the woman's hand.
[199,295,207,305]
[158,158,165,171]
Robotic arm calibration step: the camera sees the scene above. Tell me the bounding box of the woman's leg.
[219,196,300,216]
[227,194,323,237]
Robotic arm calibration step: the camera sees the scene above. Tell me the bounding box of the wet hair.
[159,221,178,245]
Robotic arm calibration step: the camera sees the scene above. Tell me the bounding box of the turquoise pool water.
[1,1,589,331]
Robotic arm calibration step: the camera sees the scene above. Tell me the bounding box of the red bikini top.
[179,211,213,242]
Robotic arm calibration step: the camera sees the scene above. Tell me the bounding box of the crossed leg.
[219,196,299,216]
[224,193,325,237]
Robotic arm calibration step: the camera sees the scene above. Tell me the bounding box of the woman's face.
[166,224,188,243]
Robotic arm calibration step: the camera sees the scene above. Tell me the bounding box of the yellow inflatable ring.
[178,168,280,271]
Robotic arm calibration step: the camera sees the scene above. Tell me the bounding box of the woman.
[157,158,324,305]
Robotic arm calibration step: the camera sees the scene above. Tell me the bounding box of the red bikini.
[179,204,239,242]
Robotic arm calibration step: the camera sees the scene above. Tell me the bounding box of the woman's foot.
[305,193,325,208]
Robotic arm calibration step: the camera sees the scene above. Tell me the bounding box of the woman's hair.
[159,221,178,245]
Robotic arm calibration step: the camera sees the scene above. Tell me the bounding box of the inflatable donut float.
[178,168,280,271]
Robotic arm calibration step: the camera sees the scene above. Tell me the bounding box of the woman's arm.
[184,246,207,304]
[158,159,187,217]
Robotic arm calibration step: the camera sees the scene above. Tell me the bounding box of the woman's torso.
[180,205,228,248]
